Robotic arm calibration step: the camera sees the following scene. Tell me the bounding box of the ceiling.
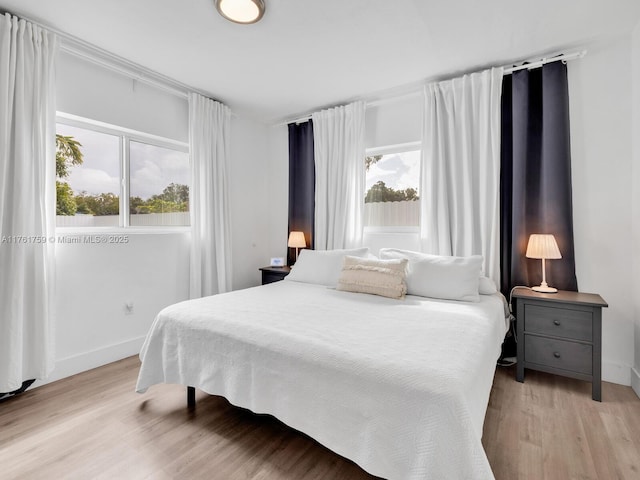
[2,0,640,124]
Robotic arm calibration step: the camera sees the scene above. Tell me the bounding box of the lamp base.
[532,285,558,293]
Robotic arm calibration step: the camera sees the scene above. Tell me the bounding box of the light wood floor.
[484,364,640,480]
[1,357,639,480]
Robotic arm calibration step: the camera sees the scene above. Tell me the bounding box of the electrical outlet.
[124,302,134,315]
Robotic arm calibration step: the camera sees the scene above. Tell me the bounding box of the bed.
[136,249,508,480]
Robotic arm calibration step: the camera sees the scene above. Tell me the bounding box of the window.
[56,124,121,227]
[364,143,421,228]
[129,141,190,227]
[55,115,189,228]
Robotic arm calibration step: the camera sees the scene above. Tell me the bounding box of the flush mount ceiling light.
[215,0,265,24]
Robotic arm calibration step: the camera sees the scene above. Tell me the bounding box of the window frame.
[364,141,422,234]
[56,112,190,233]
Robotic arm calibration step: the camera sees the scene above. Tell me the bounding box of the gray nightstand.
[259,266,291,285]
[513,289,608,401]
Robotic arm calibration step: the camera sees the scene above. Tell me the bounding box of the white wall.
[57,52,189,142]
[42,52,272,386]
[48,39,639,388]
[265,124,289,261]
[265,41,639,386]
[229,115,272,290]
[39,51,194,386]
[632,21,640,396]
[569,36,635,386]
[50,232,190,384]
[365,94,422,149]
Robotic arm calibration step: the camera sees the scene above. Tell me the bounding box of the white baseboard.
[631,366,640,399]
[31,336,146,389]
[602,361,632,387]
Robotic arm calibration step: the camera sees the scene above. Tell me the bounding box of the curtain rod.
[6,11,223,104]
[61,43,189,99]
[503,50,586,74]
[279,50,587,126]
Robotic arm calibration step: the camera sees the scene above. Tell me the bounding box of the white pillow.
[479,276,498,295]
[285,247,370,287]
[379,248,482,302]
[336,256,408,299]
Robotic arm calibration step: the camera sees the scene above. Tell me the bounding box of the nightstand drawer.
[525,304,592,341]
[524,335,592,375]
[259,266,291,285]
[262,272,286,284]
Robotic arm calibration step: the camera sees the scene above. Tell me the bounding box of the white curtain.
[188,93,232,297]
[0,14,58,392]
[312,101,365,250]
[420,67,503,286]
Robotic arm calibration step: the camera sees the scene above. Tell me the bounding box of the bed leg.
[187,386,196,409]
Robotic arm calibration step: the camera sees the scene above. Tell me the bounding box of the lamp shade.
[215,0,265,24]
[525,234,562,259]
[287,231,306,249]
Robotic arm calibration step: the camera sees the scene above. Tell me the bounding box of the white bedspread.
[136,281,508,480]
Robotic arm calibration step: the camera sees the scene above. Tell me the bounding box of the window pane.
[56,124,120,227]
[129,141,190,227]
[364,150,420,227]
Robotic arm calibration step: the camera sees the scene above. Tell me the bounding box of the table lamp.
[288,231,306,261]
[526,234,562,293]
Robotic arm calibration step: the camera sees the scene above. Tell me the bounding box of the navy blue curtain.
[288,121,315,265]
[500,62,578,295]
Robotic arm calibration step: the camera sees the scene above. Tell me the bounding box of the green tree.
[146,198,183,214]
[365,155,382,172]
[130,196,149,214]
[73,184,190,217]
[404,187,419,201]
[155,183,189,204]
[364,181,420,203]
[74,193,94,215]
[56,134,83,179]
[56,182,77,215]
[75,192,119,216]
[142,183,189,213]
[55,134,84,216]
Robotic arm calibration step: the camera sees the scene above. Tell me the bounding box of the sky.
[365,150,420,193]
[130,142,189,200]
[57,124,189,200]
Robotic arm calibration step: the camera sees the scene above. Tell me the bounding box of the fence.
[57,205,416,228]
[56,212,190,227]
[363,201,419,227]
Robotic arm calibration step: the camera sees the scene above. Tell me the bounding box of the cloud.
[130,142,189,199]
[366,150,420,192]
[69,168,119,195]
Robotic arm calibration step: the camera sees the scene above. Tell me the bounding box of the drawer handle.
[553,320,561,326]
[553,352,561,359]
